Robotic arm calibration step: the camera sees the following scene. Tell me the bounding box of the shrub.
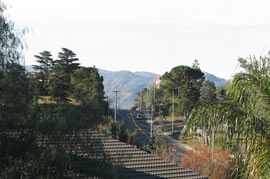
[180,144,235,179]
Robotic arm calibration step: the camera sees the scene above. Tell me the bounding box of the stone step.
[31,129,208,179]
[118,157,163,163]
[123,159,169,166]
[123,166,186,174]
[124,171,199,179]
[124,162,177,169]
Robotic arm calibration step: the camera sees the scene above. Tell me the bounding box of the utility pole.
[113,90,120,122]
[138,92,141,110]
[140,91,142,111]
[150,87,155,138]
[172,90,174,133]
[104,96,109,120]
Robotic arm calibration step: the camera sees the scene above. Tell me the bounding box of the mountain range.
[98,69,159,109]
[98,69,227,109]
[25,65,227,109]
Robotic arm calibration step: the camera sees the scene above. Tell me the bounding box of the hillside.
[204,72,227,87]
[99,70,227,109]
[25,66,227,109]
[98,69,159,109]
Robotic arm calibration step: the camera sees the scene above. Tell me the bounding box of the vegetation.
[180,144,234,179]
[135,61,205,117]
[0,2,25,73]
[134,56,270,178]
[111,121,138,146]
[0,3,116,178]
[3,1,270,178]
[145,128,176,164]
[33,51,54,96]
[49,48,80,104]
[161,64,204,116]
[181,56,270,179]
[200,80,217,103]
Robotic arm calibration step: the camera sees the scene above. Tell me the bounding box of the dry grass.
[38,96,80,105]
[154,116,185,123]
[180,144,235,179]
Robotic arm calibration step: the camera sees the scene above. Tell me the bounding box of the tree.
[57,48,80,75]
[216,86,226,102]
[161,65,204,116]
[0,2,25,75]
[182,55,270,179]
[0,2,112,177]
[0,63,30,108]
[0,1,29,119]
[134,88,149,110]
[49,48,80,103]
[192,59,200,70]
[71,67,105,105]
[71,66,108,120]
[33,51,54,95]
[111,121,138,145]
[200,80,217,103]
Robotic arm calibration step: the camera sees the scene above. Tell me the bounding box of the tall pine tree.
[49,48,80,103]
[161,65,204,116]
[33,51,54,95]
[71,67,104,105]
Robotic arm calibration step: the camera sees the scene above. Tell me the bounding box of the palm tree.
[181,55,270,179]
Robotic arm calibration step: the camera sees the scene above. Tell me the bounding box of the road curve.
[114,109,187,164]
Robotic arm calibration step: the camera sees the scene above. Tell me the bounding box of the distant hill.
[25,65,36,72]
[99,70,227,109]
[204,72,227,87]
[25,65,227,109]
[98,69,159,109]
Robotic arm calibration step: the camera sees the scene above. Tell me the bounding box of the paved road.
[114,109,188,164]
[115,109,150,145]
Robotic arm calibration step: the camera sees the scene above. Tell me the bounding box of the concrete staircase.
[5,129,207,178]
[60,129,208,179]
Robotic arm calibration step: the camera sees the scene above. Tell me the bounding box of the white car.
[136,114,143,119]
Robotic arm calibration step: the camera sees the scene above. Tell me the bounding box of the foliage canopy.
[182,55,270,179]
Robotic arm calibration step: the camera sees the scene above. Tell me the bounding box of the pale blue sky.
[7,0,270,79]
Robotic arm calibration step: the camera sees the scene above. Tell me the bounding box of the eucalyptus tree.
[181,55,270,179]
[200,80,217,103]
[0,2,25,74]
[216,86,226,102]
[134,87,151,111]
[0,1,28,112]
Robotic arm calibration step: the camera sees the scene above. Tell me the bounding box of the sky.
[7,0,270,79]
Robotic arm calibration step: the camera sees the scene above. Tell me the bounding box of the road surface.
[116,109,150,145]
[113,109,188,164]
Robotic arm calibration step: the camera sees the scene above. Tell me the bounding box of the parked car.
[130,106,136,110]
